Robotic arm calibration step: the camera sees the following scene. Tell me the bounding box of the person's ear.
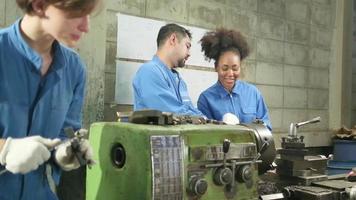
[31,0,47,17]
[168,33,178,46]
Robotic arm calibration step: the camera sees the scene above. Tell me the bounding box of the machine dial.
[236,165,252,183]
[214,167,233,185]
[188,175,208,196]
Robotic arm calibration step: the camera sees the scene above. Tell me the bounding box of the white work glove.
[54,137,94,171]
[0,136,61,174]
[222,113,240,125]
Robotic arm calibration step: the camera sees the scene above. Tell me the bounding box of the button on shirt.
[133,56,203,116]
[198,80,272,130]
[0,19,86,200]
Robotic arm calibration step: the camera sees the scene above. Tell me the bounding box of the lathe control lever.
[289,116,321,137]
[223,139,230,153]
[223,139,230,167]
[295,116,321,128]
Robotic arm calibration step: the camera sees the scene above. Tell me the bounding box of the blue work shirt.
[198,80,272,130]
[0,19,86,200]
[133,55,203,116]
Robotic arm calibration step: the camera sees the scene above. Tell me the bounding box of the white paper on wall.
[115,60,141,105]
[177,68,217,106]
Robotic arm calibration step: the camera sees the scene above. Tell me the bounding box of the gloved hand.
[222,113,240,125]
[0,136,61,174]
[54,137,94,171]
[347,168,356,182]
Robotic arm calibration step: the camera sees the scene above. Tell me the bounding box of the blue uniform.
[133,56,203,116]
[198,80,272,130]
[0,20,86,200]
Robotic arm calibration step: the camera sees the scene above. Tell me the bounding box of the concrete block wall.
[104,0,337,147]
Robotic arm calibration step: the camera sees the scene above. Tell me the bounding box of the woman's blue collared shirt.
[198,80,272,130]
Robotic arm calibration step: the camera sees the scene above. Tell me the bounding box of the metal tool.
[289,116,321,137]
[63,127,89,167]
[0,169,7,175]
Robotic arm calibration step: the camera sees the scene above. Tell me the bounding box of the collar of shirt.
[215,80,243,98]
[152,55,176,73]
[9,19,66,74]
[152,55,181,82]
[152,55,182,101]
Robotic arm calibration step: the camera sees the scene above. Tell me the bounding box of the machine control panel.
[186,140,259,199]
[151,135,183,199]
[188,174,208,196]
[87,114,275,200]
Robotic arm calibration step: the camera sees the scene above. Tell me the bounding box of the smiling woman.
[0,0,101,199]
[197,28,272,131]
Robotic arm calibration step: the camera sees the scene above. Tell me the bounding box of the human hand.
[0,136,61,174]
[222,113,240,125]
[54,135,94,171]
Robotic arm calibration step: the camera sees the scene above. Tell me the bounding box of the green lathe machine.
[86,110,275,200]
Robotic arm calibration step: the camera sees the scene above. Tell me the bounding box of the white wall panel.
[115,60,141,104]
[177,68,217,106]
[116,13,213,67]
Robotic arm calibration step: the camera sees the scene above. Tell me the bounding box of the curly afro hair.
[200,28,250,66]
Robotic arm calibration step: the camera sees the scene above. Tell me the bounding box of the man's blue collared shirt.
[133,56,203,116]
[198,80,272,130]
[0,20,86,200]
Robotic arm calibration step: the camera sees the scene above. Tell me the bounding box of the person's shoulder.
[0,25,17,56]
[0,26,10,37]
[137,60,162,75]
[58,43,85,67]
[201,82,219,96]
[139,60,154,69]
[238,80,261,94]
[0,26,13,43]
[59,43,80,58]
[239,80,257,89]
[0,20,21,43]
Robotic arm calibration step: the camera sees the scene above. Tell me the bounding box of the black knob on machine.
[282,187,292,198]
[214,167,233,185]
[236,165,252,183]
[188,176,208,196]
[223,139,231,154]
